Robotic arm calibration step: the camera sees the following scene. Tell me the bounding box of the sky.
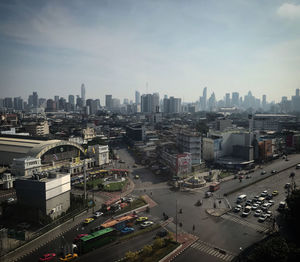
[0,0,300,104]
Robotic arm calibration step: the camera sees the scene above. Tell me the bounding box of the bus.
[100,215,137,230]
[209,182,220,192]
[78,227,117,254]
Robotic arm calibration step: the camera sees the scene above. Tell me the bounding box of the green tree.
[142,245,153,257]
[286,189,300,236]
[153,238,165,250]
[125,251,139,262]
[247,237,289,262]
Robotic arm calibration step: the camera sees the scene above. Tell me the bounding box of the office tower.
[32,92,38,107]
[38,98,47,108]
[76,95,82,108]
[0,98,4,108]
[203,87,207,110]
[292,89,300,112]
[296,89,300,97]
[135,91,141,105]
[4,97,13,108]
[14,97,23,110]
[46,99,56,111]
[225,93,230,107]
[58,97,66,110]
[163,97,181,113]
[262,95,267,111]
[232,92,239,107]
[141,94,152,113]
[208,92,216,111]
[105,95,113,109]
[123,98,129,105]
[152,93,160,113]
[28,95,33,107]
[68,95,75,105]
[112,98,120,108]
[81,84,86,107]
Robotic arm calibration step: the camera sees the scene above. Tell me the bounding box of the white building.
[11,157,42,177]
[15,172,71,219]
[177,131,202,165]
[88,145,109,167]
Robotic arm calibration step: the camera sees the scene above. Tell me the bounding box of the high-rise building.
[14,97,24,110]
[225,93,230,107]
[81,84,86,107]
[163,96,181,113]
[123,98,129,105]
[152,93,160,113]
[202,87,207,111]
[262,95,267,111]
[32,92,38,107]
[105,95,112,109]
[208,92,216,111]
[68,95,75,105]
[46,99,56,111]
[135,91,141,105]
[296,88,300,97]
[4,97,13,109]
[232,92,239,107]
[76,95,82,108]
[292,89,300,112]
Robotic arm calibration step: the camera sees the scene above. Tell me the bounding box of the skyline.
[1,0,300,102]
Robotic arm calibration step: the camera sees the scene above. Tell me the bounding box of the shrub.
[142,245,153,256]
[153,238,165,250]
[125,251,139,262]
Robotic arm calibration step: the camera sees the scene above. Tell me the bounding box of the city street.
[14,146,300,262]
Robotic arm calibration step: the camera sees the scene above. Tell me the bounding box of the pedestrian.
[192,224,195,231]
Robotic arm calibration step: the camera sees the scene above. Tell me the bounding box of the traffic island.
[206,208,230,217]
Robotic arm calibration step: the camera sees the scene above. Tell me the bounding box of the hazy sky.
[0,0,300,103]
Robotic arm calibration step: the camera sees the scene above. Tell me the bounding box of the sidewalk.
[161,233,198,262]
[2,179,136,262]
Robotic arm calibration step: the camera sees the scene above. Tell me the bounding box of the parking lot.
[224,166,300,231]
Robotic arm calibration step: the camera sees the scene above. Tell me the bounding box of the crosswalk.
[190,240,235,261]
[221,213,269,233]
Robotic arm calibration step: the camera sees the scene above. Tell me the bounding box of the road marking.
[221,213,269,233]
[190,240,235,261]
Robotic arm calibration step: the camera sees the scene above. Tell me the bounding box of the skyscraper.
[32,92,38,107]
[225,93,230,107]
[232,92,239,107]
[262,95,267,111]
[105,95,112,109]
[203,87,207,111]
[81,84,86,107]
[135,91,141,105]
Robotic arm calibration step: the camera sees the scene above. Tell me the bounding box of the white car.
[93,212,103,218]
[268,200,275,206]
[242,206,251,217]
[266,210,272,218]
[254,209,262,217]
[234,205,242,212]
[260,191,268,197]
[258,214,268,222]
[261,203,271,211]
[252,204,259,210]
[140,221,154,228]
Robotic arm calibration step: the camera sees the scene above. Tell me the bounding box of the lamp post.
[175,199,178,242]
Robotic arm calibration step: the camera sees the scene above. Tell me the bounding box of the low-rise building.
[15,172,71,219]
[88,145,109,167]
[11,157,42,177]
[23,120,49,136]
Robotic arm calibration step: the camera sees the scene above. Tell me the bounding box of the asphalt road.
[15,146,300,262]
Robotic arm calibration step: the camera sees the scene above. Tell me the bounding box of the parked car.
[134,175,140,179]
[260,190,268,197]
[254,209,262,217]
[83,218,94,224]
[266,194,273,200]
[258,214,268,222]
[271,170,277,174]
[252,204,259,210]
[59,253,78,261]
[242,206,251,217]
[296,164,300,169]
[136,217,148,223]
[93,212,103,218]
[132,164,138,168]
[121,227,135,235]
[140,221,154,228]
[268,200,275,206]
[266,211,273,218]
[39,253,56,261]
[272,190,279,196]
[126,198,133,203]
[234,205,242,212]
[6,198,15,203]
[262,203,271,211]
[261,171,266,175]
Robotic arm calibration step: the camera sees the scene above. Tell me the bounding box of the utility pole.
[176,199,178,242]
[84,159,87,200]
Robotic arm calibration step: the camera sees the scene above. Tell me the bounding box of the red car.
[39,253,56,261]
[73,234,88,242]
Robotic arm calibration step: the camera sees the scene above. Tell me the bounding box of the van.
[237,194,247,203]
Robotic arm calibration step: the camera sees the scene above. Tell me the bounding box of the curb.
[223,164,298,196]
[159,244,183,262]
[205,208,230,217]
